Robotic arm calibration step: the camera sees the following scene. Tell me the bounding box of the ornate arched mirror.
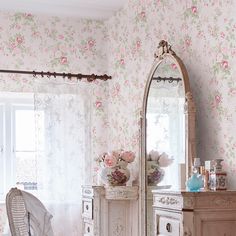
[140,40,196,236]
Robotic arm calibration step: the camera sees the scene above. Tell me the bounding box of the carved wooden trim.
[154,40,176,58]
[195,196,236,209]
[82,186,94,198]
[153,194,183,210]
[105,186,139,200]
[158,196,179,205]
[183,196,194,209]
[184,91,197,178]
[213,197,236,206]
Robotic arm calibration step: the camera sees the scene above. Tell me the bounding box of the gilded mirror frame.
[139,40,196,236]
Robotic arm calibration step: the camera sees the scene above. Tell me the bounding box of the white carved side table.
[152,190,236,236]
[82,185,139,236]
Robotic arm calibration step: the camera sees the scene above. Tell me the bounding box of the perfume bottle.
[186,166,203,192]
[210,159,227,190]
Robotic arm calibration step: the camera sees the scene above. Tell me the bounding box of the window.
[0,93,44,200]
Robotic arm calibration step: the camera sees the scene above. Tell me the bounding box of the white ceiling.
[0,0,127,19]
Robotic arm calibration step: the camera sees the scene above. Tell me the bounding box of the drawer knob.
[87,226,90,233]
[86,205,89,210]
[166,223,172,232]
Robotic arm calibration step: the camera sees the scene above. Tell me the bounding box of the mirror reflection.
[146,57,186,236]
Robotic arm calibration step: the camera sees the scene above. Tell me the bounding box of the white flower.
[148,150,160,161]
[158,152,173,167]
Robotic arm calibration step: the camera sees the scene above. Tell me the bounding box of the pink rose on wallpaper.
[229,88,236,96]
[16,36,24,44]
[171,63,177,69]
[220,32,225,38]
[231,48,236,57]
[111,83,120,97]
[95,100,102,108]
[24,13,32,18]
[121,151,135,163]
[11,43,16,49]
[60,56,68,65]
[185,38,191,47]
[104,154,117,168]
[139,11,146,20]
[15,24,21,30]
[219,147,225,154]
[58,34,64,40]
[215,94,222,104]
[120,58,125,65]
[221,60,229,69]
[191,6,197,14]
[136,40,141,49]
[88,39,95,48]
[124,80,129,86]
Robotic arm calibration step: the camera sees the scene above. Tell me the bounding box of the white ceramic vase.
[99,161,130,186]
[147,161,165,186]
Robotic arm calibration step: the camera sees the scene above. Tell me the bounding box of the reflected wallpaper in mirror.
[146,57,186,235]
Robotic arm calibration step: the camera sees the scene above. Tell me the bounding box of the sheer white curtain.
[34,78,90,236]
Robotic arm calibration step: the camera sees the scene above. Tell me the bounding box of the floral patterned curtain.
[34,78,91,235]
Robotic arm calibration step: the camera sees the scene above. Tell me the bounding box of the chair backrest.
[6,188,29,236]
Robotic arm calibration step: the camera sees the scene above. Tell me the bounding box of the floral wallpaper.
[0,11,109,234]
[105,0,236,188]
[0,10,109,184]
[1,0,236,233]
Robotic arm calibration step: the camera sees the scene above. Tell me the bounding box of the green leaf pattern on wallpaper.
[0,9,109,193]
[105,0,236,188]
[0,0,236,195]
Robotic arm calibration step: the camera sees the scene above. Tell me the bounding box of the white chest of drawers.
[152,190,236,236]
[82,185,139,236]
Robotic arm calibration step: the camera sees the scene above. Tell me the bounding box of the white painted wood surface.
[152,190,236,236]
[82,185,139,236]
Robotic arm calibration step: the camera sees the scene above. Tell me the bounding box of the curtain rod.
[0,69,112,82]
[152,76,181,83]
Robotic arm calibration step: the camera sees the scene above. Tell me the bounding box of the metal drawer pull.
[87,226,90,233]
[166,223,172,232]
[86,205,89,210]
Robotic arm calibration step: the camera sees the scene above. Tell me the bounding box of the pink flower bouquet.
[97,149,135,168]
[97,149,135,186]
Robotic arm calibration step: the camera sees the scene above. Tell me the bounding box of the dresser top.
[152,189,236,210]
[152,189,236,196]
[82,185,139,200]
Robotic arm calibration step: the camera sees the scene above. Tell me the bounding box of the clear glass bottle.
[210,159,227,191]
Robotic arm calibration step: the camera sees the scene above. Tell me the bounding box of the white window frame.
[0,92,35,201]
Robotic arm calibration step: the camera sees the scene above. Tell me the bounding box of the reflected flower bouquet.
[147,150,173,167]
[147,150,174,185]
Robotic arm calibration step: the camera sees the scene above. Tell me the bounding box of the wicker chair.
[6,188,53,236]
[6,188,29,236]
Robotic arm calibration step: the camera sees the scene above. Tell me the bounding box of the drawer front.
[82,186,94,198]
[153,194,182,211]
[158,217,180,236]
[83,222,93,236]
[82,198,93,219]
